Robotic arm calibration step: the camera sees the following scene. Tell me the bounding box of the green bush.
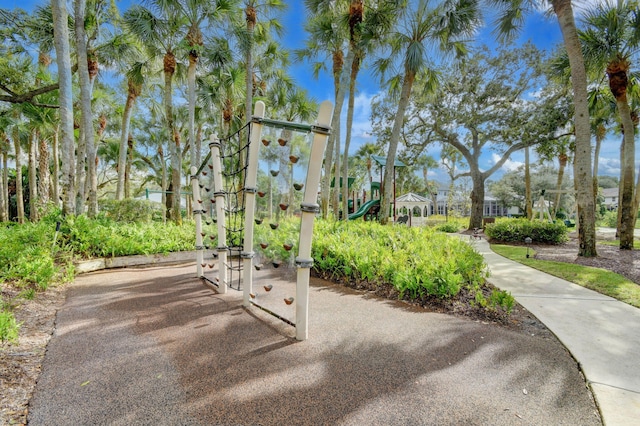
[58,215,196,258]
[306,220,491,303]
[484,218,568,244]
[435,222,462,233]
[99,199,162,223]
[598,211,618,228]
[0,310,20,343]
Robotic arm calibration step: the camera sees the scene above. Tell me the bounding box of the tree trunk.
[0,140,7,222]
[593,125,605,203]
[525,145,532,219]
[320,50,345,218]
[188,52,198,170]
[469,172,485,230]
[75,0,97,216]
[160,145,167,224]
[552,0,597,256]
[615,97,635,250]
[117,88,136,200]
[553,153,567,218]
[163,52,181,224]
[342,55,360,221]
[1,149,7,222]
[245,7,255,125]
[125,134,133,199]
[28,131,38,221]
[75,124,86,214]
[52,0,76,216]
[13,130,24,224]
[52,128,60,208]
[381,70,415,224]
[38,133,50,210]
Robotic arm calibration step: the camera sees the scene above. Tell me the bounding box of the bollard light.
[525,237,532,258]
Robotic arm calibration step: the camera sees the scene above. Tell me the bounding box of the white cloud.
[491,153,523,172]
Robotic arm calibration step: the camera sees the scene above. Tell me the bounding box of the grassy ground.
[490,244,640,309]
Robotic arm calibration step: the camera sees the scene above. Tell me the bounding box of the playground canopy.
[370,154,407,168]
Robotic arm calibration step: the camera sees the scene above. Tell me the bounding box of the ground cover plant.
[0,210,196,341]
[309,220,514,316]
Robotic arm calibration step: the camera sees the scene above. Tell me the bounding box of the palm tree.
[169,0,237,171]
[299,1,349,218]
[124,2,187,224]
[242,0,285,123]
[492,0,597,256]
[340,1,401,220]
[51,0,76,216]
[0,113,10,222]
[375,0,480,224]
[415,154,439,214]
[580,0,640,249]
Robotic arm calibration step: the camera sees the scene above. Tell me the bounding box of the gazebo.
[395,192,431,226]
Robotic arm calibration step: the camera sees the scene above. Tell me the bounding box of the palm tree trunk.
[617,97,635,249]
[188,53,197,169]
[381,70,415,224]
[160,145,167,224]
[75,0,97,217]
[117,88,136,200]
[125,134,133,199]
[245,6,256,125]
[13,129,24,224]
[1,148,7,222]
[0,140,6,222]
[320,50,345,218]
[593,134,602,203]
[330,50,353,218]
[76,125,86,214]
[52,128,60,208]
[553,154,567,218]
[38,134,50,209]
[28,131,38,221]
[342,55,360,221]
[163,52,181,224]
[52,0,76,216]
[552,0,597,256]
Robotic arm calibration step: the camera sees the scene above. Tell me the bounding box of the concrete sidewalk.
[474,238,640,426]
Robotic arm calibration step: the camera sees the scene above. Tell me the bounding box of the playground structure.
[347,155,406,221]
[190,100,333,341]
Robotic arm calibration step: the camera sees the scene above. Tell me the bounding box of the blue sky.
[6,0,635,181]
[277,2,632,181]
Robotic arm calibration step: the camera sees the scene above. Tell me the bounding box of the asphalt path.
[28,264,601,425]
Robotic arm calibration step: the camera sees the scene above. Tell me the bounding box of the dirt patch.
[0,285,66,426]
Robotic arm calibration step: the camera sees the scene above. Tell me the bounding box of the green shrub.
[435,222,462,233]
[306,220,489,303]
[0,310,20,343]
[598,211,618,228]
[98,199,162,223]
[484,218,568,244]
[58,215,196,258]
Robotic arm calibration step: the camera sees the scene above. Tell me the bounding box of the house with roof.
[601,187,618,210]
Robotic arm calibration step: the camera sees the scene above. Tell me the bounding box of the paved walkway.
[28,262,601,425]
[473,237,640,426]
